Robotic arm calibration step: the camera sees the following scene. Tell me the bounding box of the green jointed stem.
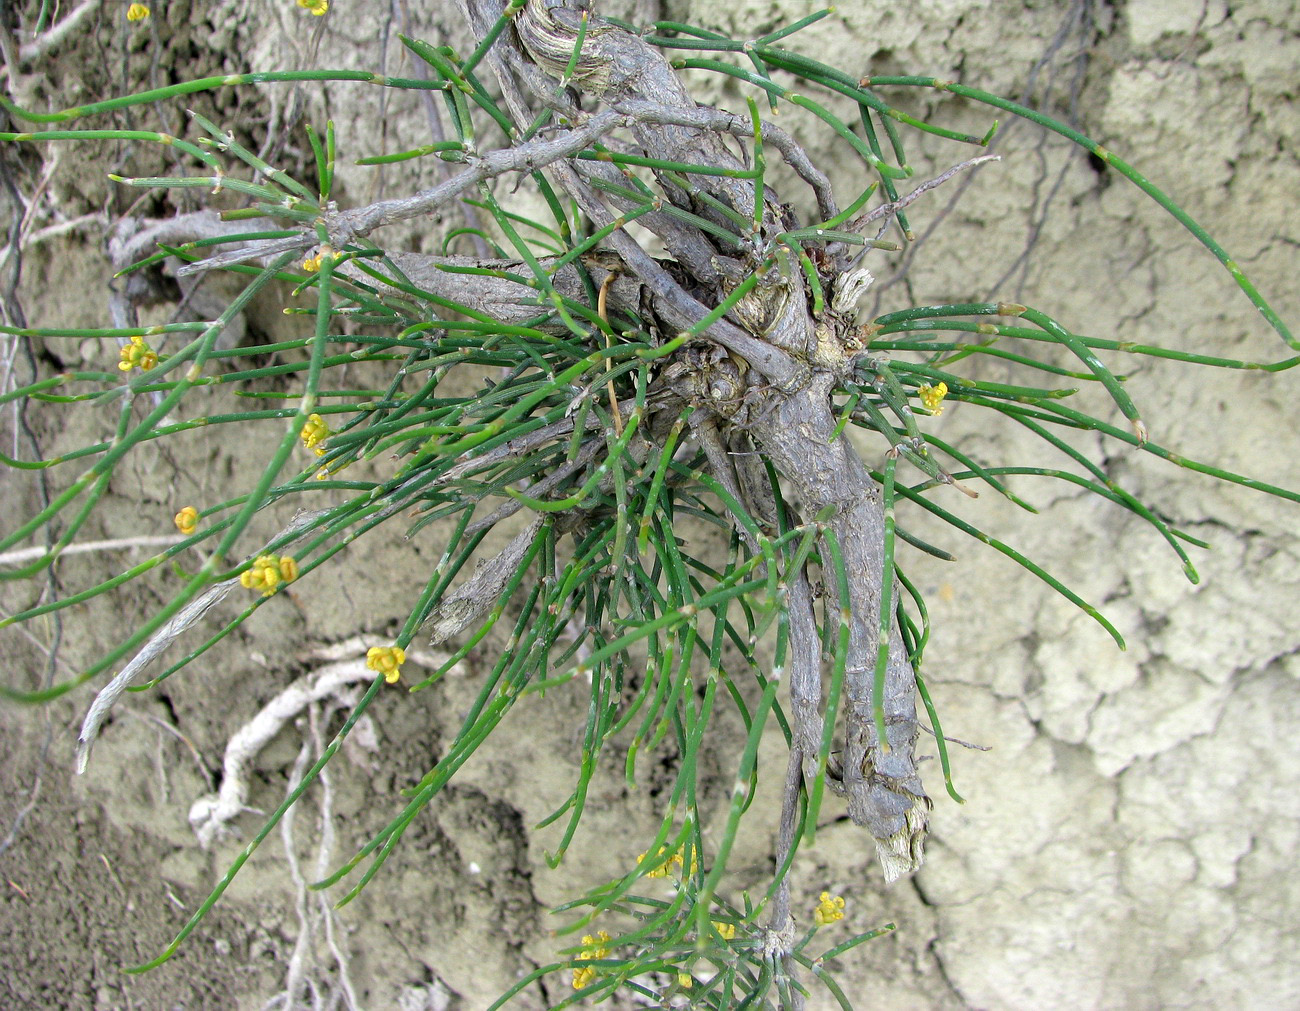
[506,405,643,512]
[1028,400,1300,504]
[637,411,692,553]
[2,71,445,124]
[814,179,878,231]
[1,403,361,471]
[621,605,675,766]
[592,174,747,246]
[876,315,1300,372]
[874,301,1025,328]
[117,231,300,278]
[670,57,908,180]
[660,170,754,233]
[0,253,297,698]
[460,0,528,75]
[914,670,964,804]
[832,387,863,441]
[869,336,1100,381]
[562,821,698,940]
[744,47,783,113]
[0,322,210,341]
[856,107,913,240]
[754,6,834,44]
[862,75,1296,351]
[327,587,547,905]
[757,47,986,146]
[1018,307,1144,439]
[0,128,222,169]
[321,528,601,891]
[855,356,927,443]
[356,140,466,165]
[892,475,1126,648]
[894,565,931,661]
[323,120,336,201]
[815,924,899,964]
[1002,413,1201,578]
[188,111,316,201]
[576,148,764,179]
[464,68,518,141]
[396,510,476,644]
[127,678,385,972]
[109,168,292,202]
[936,464,1200,578]
[211,255,334,561]
[922,433,1037,511]
[305,122,328,198]
[548,203,659,273]
[851,395,943,486]
[462,197,563,244]
[692,643,781,943]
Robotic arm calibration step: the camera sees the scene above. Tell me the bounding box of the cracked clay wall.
[1,2,1297,1009]
[737,1,1300,1008]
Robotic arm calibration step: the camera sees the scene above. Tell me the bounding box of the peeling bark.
[103,0,932,887]
[485,0,931,878]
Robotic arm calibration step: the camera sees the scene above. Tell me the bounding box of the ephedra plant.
[1,1,1296,1007]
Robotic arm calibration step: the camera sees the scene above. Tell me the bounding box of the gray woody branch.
[493,0,930,881]
[147,0,931,895]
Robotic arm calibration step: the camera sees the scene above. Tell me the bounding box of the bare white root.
[0,534,186,568]
[271,735,321,1011]
[248,638,465,1010]
[188,645,463,849]
[266,700,360,1011]
[304,634,450,670]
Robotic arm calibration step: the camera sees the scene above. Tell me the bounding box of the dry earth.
[1,1,1298,1009]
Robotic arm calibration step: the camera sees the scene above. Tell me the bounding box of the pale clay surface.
[1,1,1297,1009]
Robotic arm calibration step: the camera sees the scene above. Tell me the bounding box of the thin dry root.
[188,647,461,848]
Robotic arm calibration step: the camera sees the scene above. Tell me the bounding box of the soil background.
[2,1,1298,1009]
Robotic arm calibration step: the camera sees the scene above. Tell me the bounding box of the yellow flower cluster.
[572,930,611,990]
[366,645,406,684]
[297,0,329,15]
[918,381,949,415]
[118,335,158,372]
[174,506,199,536]
[126,3,150,21]
[637,844,696,879]
[302,245,342,274]
[240,554,298,596]
[813,891,846,926]
[712,920,736,941]
[300,413,331,456]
